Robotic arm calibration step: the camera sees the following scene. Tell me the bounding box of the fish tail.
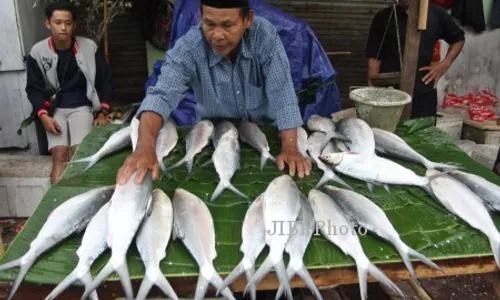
[228,183,249,200]
[81,260,114,300]
[186,158,194,174]
[158,159,168,174]
[194,274,210,300]
[260,152,275,171]
[324,169,353,190]
[217,260,245,296]
[200,158,213,168]
[210,272,237,300]
[403,243,443,275]
[297,265,323,300]
[245,266,257,300]
[426,161,461,171]
[154,274,178,300]
[366,261,404,299]
[275,263,296,300]
[274,260,293,300]
[245,257,273,295]
[165,157,186,172]
[135,276,153,300]
[79,271,99,300]
[67,155,98,173]
[210,181,226,202]
[0,257,22,273]
[6,255,36,300]
[355,262,369,300]
[489,234,500,270]
[115,262,134,300]
[44,268,80,300]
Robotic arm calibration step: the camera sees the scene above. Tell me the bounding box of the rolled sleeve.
[261,33,303,131]
[136,40,194,123]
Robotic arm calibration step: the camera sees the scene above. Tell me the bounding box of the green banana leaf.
[1,117,499,286]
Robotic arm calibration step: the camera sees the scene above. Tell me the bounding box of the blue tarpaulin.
[145,0,342,126]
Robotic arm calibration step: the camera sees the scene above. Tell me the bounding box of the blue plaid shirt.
[137,16,303,131]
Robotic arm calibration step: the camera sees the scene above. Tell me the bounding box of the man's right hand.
[116,146,159,185]
[40,114,61,135]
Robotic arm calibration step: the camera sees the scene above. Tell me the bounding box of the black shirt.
[56,42,90,108]
[366,4,465,95]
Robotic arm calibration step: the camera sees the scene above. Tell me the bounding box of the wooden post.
[400,0,423,120]
[418,0,429,30]
[103,0,110,63]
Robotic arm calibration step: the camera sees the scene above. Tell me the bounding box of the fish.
[211,132,249,202]
[306,114,349,151]
[166,120,214,174]
[336,118,375,154]
[276,194,323,300]
[308,189,404,300]
[320,152,442,193]
[171,188,236,300]
[213,121,238,148]
[323,185,442,282]
[131,116,139,151]
[68,125,132,173]
[449,170,500,212]
[135,189,178,300]
[245,175,301,300]
[81,171,153,300]
[156,120,179,173]
[297,127,310,159]
[217,194,266,300]
[0,186,114,300]
[427,170,500,269]
[44,203,111,300]
[307,132,352,190]
[372,128,460,170]
[238,120,276,171]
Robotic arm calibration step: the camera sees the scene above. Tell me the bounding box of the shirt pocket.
[215,80,234,104]
[245,83,266,110]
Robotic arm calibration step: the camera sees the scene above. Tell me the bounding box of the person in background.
[366,0,465,119]
[26,1,112,184]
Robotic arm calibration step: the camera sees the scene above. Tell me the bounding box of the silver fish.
[0,186,114,300]
[323,185,442,282]
[238,120,276,171]
[131,116,139,151]
[308,189,404,300]
[167,120,214,174]
[81,171,153,300]
[450,170,500,212]
[135,189,177,300]
[336,118,375,154]
[200,121,239,168]
[297,127,310,159]
[68,125,132,173]
[156,120,179,173]
[172,188,236,300]
[306,114,348,151]
[372,128,459,170]
[211,132,248,201]
[245,175,301,300]
[427,170,500,269]
[276,194,323,300]
[307,132,352,190]
[321,152,438,193]
[217,194,266,300]
[44,202,111,300]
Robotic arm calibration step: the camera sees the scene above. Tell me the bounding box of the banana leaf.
[1,117,499,286]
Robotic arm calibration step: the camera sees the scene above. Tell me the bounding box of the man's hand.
[116,146,159,185]
[40,114,61,135]
[94,113,110,126]
[276,149,312,178]
[420,61,451,88]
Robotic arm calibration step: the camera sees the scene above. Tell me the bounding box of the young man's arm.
[366,12,385,86]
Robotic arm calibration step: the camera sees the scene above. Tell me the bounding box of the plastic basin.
[349,87,411,132]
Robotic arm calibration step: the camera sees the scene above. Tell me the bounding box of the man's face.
[45,10,75,43]
[201,5,253,57]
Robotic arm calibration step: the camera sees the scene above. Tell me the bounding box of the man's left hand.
[420,61,451,88]
[276,150,312,178]
[94,113,110,126]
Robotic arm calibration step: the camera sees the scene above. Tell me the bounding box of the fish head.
[320,152,344,165]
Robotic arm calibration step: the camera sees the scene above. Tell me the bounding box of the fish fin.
[210,273,237,300]
[315,172,331,189]
[6,255,36,300]
[81,260,114,300]
[165,157,186,172]
[404,244,443,275]
[210,181,226,202]
[158,159,168,174]
[154,274,179,300]
[275,264,296,300]
[245,257,273,295]
[217,260,245,296]
[355,262,369,300]
[145,195,153,217]
[384,184,391,193]
[194,274,210,300]
[489,234,500,270]
[297,265,323,300]
[274,260,293,300]
[200,158,213,168]
[366,262,404,299]
[228,183,249,200]
[260,152,275,171]
[44,268,80,300]
[245,266,257,300]
[366,182,375,193]
[0,257,22,273]
[66,156,98,173]
[186,159,194,175]
[80,271,99,300]
[115,262,134,300]
[426,161,461,171]
[136,276,153,300]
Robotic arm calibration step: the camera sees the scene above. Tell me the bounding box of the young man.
[26,1,112,184]
[366,0,465,119]
[116,0,312,185]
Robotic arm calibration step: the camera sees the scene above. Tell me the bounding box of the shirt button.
[240,105,243,108]
[236,91,240,94]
